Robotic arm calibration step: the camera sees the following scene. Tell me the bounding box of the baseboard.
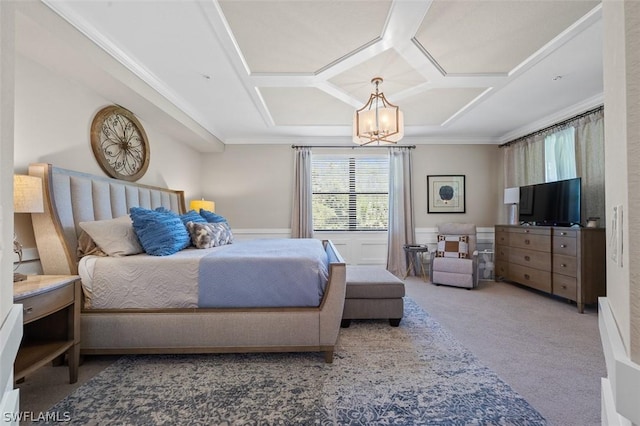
[599,297,640,425]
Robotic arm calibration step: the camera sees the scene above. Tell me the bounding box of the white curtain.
[291,147,313,238]
[387,147,415,277]
[545,127,576,181]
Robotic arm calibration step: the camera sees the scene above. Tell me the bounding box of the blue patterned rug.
[39,299,546,425]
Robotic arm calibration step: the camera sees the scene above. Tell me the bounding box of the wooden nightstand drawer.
[14,275,81,384]
[20,283,74,324]
[553,254,577,277]
[553,274,577,300]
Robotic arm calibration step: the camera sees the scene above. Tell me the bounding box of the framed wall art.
[427,175,466,213]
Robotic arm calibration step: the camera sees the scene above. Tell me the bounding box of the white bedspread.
[79,248,207,309]
[78,239,329,310]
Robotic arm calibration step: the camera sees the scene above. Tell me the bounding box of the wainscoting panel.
[233,227,496,266]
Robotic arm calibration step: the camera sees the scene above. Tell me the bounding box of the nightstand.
[13,275,81,384]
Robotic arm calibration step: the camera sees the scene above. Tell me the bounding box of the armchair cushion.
[436,235,469,258]
[432,257,474,274]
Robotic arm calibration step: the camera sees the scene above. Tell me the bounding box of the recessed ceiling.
[17,0,603,149]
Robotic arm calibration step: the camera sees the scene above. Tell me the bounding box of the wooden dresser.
[495,225,606,313]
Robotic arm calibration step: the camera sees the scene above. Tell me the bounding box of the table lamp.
[13,175,44,282]
[190,198,215,213]
[504,187,520,225]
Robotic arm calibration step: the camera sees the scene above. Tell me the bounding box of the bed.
[28,163,346,362]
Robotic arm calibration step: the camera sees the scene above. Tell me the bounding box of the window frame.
[311,153,389,232]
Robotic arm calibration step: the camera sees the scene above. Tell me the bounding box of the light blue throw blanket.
[198,238,329,308]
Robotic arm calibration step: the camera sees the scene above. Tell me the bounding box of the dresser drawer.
[554,229,577,238]
[20,283,74,324]
[509,247,551,271]
[495,260,509,280]
[495,229,510,246]
[495,246,509,261]
[553,274,577,301]
[509,233,550,252]
[553,236,577,256]
[509,264,552,293]
[553,254,577,277]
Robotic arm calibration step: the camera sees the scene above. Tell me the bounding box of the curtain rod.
[291,144,415,149]
[499,105,604,148]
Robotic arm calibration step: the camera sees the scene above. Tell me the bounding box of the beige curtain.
[291,147,313,238]
[503,107,605,226]
[386,147,415,277]
[503,133,545,188]
[575,109,605,224]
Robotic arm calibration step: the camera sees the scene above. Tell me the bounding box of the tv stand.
[494,225,605,313]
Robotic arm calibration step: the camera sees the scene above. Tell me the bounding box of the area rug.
[38,299,546,425]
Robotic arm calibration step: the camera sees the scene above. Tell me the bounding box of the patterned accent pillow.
[199,209,228,223]
[436,235,469,258]
[186,221,234,249]
[130,207,191,256]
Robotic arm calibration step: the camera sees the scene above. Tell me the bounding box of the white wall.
[201,144,503,264]
[201,144,504,230]
[12,54,205,266]
[600,1,640,424]
[1,2,23,422]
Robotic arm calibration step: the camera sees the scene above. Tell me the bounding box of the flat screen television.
[518,177,581,227]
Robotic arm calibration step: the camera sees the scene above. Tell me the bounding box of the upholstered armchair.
[429,223,478,289]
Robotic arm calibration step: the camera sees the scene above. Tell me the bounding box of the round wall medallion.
[90,105,150,181]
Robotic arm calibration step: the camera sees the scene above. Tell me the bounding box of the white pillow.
[79,215,143,257]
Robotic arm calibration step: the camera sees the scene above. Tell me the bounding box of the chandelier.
[352,77,404,145]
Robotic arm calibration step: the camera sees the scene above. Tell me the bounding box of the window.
[544,127,576,182]
[311,154,389,231]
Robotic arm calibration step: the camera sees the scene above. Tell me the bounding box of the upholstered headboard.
[28,163,186,275]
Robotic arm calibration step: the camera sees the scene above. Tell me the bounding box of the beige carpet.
[17,277,603,426]
[404,277,604,426]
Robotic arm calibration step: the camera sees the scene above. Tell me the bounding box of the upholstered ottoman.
[341,265,406,327]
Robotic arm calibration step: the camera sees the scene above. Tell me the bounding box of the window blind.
[311,155,389,231]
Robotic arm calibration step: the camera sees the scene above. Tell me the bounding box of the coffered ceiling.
[19,0,603,149]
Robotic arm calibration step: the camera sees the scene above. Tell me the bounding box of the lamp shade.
[503,187,520,205]
[352,77,404,145]
[14,175,44,213]
[190,199,215,212]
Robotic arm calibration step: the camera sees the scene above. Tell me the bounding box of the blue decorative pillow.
[199,209,228,223]
[130,207,191,256]
[180,210,207,226]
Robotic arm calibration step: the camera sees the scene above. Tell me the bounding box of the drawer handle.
[561,263,567,268]
[24,307,33,315]
[525,230,530,233]
[524,255,531,261]
[524,274,530,280]
[560,232,567,236]
[561,285,568,290]
[524,239,530,245]
[560,244,567,248]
